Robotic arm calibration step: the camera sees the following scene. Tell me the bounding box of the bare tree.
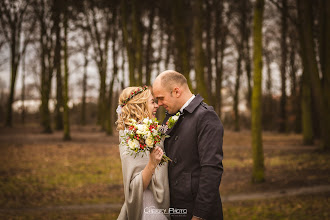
[251,0,265,183]
[279,0,288,133]
[0,0,35,127]
[83,0,112,130]
[296,0,330,150]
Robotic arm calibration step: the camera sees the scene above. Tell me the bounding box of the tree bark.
[145,7,155,86]
[38,2,53,133]
[321,0,330,113]
[234,53,242,132]
[214,0,226,118]
[301,70,313,145]
[53,0,63,130]
[297,0,330,150]
[85,3,111,130]
[289,41,300,133]
[279,0,288,133]
[242,0,252,110]
[205,0,214,106]
[264,48,274,130]
[63,9,70,140]
[106,8,118,136]
[171,0,191,88]
[193,0,208,102]
[6,39,19,127]
[251,0,265,182]
[132,0,143,85]
[21,53,25,125]
[81,34,89,126]
[120,0,136,86]
[0,1,30,127]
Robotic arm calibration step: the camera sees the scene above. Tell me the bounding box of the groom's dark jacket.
[163,94,224,220]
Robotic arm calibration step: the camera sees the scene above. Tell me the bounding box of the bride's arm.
[141,146,163,190]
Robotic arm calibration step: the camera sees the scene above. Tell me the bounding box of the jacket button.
[173,158,177,164]
[174,180,178,185]
[175,136,178,140]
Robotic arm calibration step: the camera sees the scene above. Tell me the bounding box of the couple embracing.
[116,70,224,220]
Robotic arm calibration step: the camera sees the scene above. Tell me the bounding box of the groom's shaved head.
[156,70,188,90]
[152,70,192,114]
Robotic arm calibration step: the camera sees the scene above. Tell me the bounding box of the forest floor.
[0,124,329,219]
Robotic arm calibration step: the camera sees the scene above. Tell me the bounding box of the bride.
[116,86,170,220]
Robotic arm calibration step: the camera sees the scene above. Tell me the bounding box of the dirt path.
[1,184,329,215]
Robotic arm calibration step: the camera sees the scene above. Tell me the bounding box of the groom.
[152,70,224,220]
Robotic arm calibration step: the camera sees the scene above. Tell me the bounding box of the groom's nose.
[156,99,163,106]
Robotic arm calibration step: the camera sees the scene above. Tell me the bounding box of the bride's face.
[147,95,159,118]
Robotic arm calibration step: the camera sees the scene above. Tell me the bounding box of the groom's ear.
[173,87,181,98]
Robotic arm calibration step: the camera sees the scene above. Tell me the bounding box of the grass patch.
[0,139,124,208]
[224,193,330,220]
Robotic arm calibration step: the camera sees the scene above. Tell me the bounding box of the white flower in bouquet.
[146,131,152,138]
[152,129,158,136]
[143,118,150,124]
[128,139,139,150]
[145,136,154,148]
[137,124,148,135]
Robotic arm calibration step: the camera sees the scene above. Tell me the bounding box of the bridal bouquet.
[121,113,180,166]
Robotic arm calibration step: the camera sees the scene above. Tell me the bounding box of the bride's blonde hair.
[116,86,152,130]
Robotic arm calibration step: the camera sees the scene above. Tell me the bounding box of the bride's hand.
[149,146,163,166]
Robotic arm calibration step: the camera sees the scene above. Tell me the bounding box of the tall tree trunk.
[301,70,313,145]
[279,0,288,133]
[40,22,52,133]
[63,10,70,141]
[157,18,164,74]
[264,49,274,130]
[205,0,214,106]
[234,54,242,131]
[289,42,300,133]
[244,37,252,110]
[171,0,191,88]
[120,0,136,85]
[321,0,330,113]
[5,35,19,127]
[297,0,330,150]
[193,0,208,102]
[81,35,88,126]
[233,0,249,131]
[85,4,111,130]
[21,53,25,125]
[53,0,63,130]
[98,69,106,130]
[132,0,143,85]
[251,0,265,183]
[35,0,55,134]
[164,25,172,70]
[241,0,252,110]
[120,44,126,89]
[145,7,155,86]
[106,8,118,136]
[1,1,30,127]
[214,0,226,118]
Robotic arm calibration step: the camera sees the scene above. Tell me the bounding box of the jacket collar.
[183,94,204,114]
